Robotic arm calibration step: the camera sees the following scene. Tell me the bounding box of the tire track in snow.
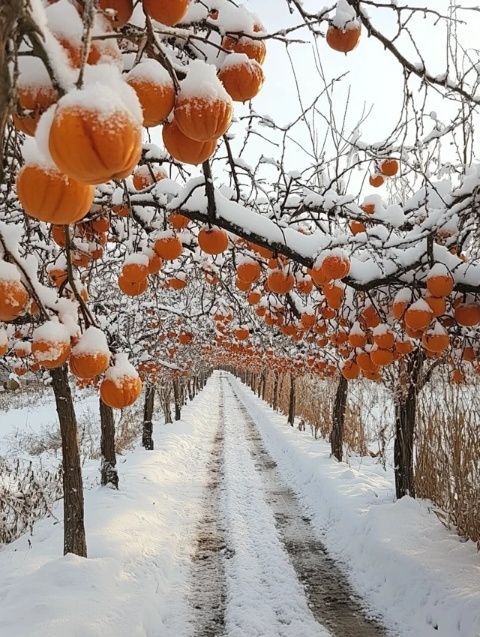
[221,375,329,637]
[189,378,228,637]
[228,378,388,637]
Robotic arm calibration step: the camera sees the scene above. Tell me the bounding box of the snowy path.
[1,371,477,636]
[189,374,385,637]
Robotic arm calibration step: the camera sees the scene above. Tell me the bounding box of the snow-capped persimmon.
[356,350,377,372]
[391,289,412,320]
[121,255,149,282]
[31,321,71,369]
[0,262,29,322]
[16,163,94,224]
[100,354,142,409]
[168,212,189,230]
[370,348,394,367]
[326,24,361,53]
[234,327,249,340]
[69,327,111,379]
[118,275,148,296]
[341,359,359,380]
[127,60,175,128]
[396,338,414,355]
[236,277,251,292]
[372,325,395,350]
[350,220,366,235]
[360,304,381,328]
[454,302,480,327]
[0,329,8,357]
[421,323,449,353]
[154,233,183,261]
[236,259,261,285]
[162,120,217,165]
[266,269,294,295]
[348,324,367,348]
[92,214,110,234]
[404,299,433,332]
[178,332,193,345]
[222,28,267,66]
[425,293,446,317]
[48,266,68,288]
[174,61,233,142]
[315,250,350,282]
[132,165,168,190]
[379,158,399,177]
[323,281,344,309]
[48,87,142,185]
[145,250,162,275]
[14,83,57,137]
[142,0,190,26]
[112,204,130,217]
[198,227,229,255]
[369,174,384,188]
[218,55,264,102]
[247,291,262,305]
[426,265,454,297]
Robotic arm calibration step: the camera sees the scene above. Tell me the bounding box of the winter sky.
[238,0,480,177]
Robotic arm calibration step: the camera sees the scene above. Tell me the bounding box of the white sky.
[231,0,480,183]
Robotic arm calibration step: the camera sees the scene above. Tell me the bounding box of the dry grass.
[253,369,480,544]
[263,372,369,456]
[0,458,62,544]
[0,391,143,545]
[416,374,480,545]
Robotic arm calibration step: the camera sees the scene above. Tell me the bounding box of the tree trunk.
[142,383,155,450]
[50,366,87,557]
[163,386,173,424]
[288,374,296,426]
[330,376,348,462]
[0,1,20,180]
[188,379,195,401]
[173,377,181,420]
[272,372,279,411]
[99,399,118,488]
[394,351,423,499]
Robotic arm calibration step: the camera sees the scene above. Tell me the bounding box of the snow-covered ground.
[0,379,221,637]
[231,375,480,637]
[0,371,478,637]
[0,389,99,460]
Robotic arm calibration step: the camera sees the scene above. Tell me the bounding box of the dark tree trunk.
[99,399,118,488]
[188,379,195,401]
[288,374,296,426]
[173,377,181,420]
[261,370,266,401]
[394,351,423,499]
[0,1,20,180]
[272,372,279,411]
[330,376,348,462]
[163,387,173,424]
[50,366,87,558]
[142,383,155,450]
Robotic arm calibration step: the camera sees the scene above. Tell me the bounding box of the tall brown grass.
[256,369,480,544]
[416,374,480,545]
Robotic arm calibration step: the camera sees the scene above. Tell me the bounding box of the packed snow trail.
[189,373,386,637]
[189,386,227,636]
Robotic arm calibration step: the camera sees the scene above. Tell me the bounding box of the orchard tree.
[1,0,480,559]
